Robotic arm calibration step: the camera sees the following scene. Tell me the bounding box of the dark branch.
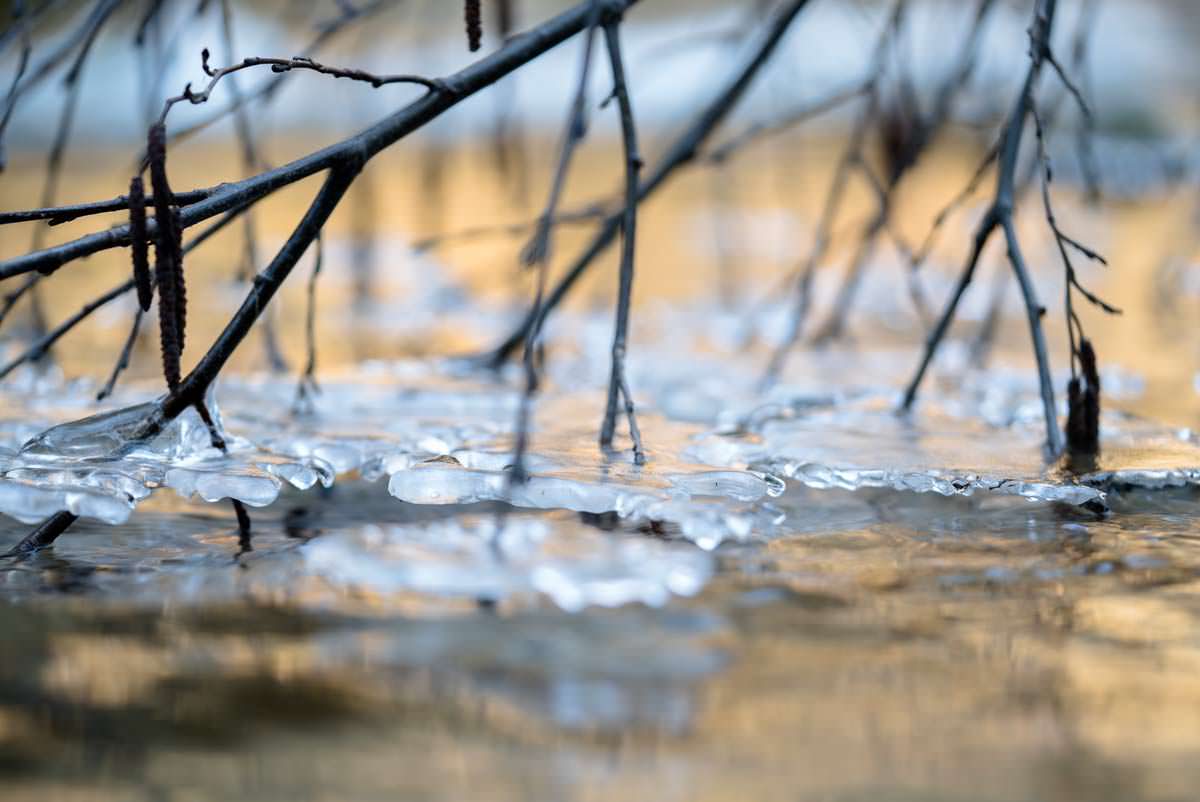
[598,18,645,464]
[486,0,814,366]
[902,0,1066,456]
[1,0,641,281]
[158,50,443,125]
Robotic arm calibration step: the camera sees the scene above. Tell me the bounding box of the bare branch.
[487,0,815,366]
[902,0,1066,456]
[294,233,324,412]
[598,18,645,464]
[157,50,443,126]
[0,187,217,226]
[0,0,640,282]
[167,0,402,146]
[509,0,604,486]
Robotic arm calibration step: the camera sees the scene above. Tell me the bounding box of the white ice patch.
[304,514,714,612]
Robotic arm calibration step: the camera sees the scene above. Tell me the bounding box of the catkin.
[128,175,153,312]
[170,204,186,353]
[1066,338,1101,457]
[465,0,482,51]
[147,122,183,390]
[147,123,171,214]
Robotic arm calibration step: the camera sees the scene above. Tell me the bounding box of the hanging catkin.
[169,204,186,353]
[147,122,185,390]
[465,0,482,51]
[128,175,153,312]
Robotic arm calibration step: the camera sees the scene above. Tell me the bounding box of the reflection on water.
[4,483,1200,801]
[2,340,1200,801]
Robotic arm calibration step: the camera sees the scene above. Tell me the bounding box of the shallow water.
[2,315,1200,801]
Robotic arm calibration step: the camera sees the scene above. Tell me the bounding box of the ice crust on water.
[3,359,1200,532]
[0,392,339,522]
[3,347,1200,609]
[383,459,785,549]
[304,514,714,612]
[688,393,1200,507]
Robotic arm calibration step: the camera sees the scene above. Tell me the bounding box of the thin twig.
[2,0,638,281]
[412,204,607,252]
[487,0,814,366]
[96,307,144,401]
[705,81,871,164]
[0,0,120,166]
[0,0,33,172]
[294,232,324,411]
[1030,103,1119,378]
[509,0,604,486]
[156,50,443,126]
[762,1,903,382]
[0,280,132,381]
[167,0,401,146]
[597,19,644,464]
[902,0,1065,456]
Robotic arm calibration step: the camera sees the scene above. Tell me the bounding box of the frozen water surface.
[3,333,1200,802]
[2,344,1200,596]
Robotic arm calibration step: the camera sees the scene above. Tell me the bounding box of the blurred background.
[1,0,1198,412]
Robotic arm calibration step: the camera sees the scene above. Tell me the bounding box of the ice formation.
[305,514,714,612]
[2,337,1199,610]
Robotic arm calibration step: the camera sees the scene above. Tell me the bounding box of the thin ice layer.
[303,513,714,611]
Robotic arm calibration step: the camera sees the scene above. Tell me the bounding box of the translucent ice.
[304,514,714,611]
